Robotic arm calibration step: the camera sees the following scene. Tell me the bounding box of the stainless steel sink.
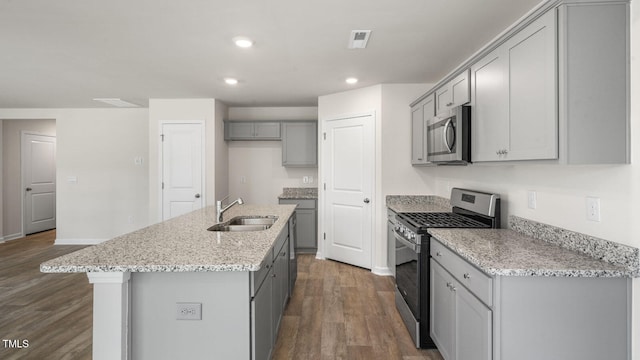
[207,216,278,232]
[228,216,278,226]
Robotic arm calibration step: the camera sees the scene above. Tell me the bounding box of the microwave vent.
[348,30,371,49]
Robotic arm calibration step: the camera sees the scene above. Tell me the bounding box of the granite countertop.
[386,195,451,213]
[429,228,633,278]
[278,187,318,200]
[40,204,296,273]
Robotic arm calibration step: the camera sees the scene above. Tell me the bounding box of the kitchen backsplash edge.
[509,215,640,276]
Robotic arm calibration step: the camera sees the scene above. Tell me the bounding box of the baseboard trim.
[372,266,393,277]
[55,238,107,245]
[3,233,24,242]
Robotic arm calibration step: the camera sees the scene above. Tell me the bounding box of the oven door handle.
[393,231,420,253]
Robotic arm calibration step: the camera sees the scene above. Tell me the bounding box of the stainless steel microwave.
[426,105,471,164]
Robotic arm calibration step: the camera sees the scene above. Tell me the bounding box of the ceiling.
[0,0,542,108]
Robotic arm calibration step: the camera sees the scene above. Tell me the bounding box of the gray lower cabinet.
[251,225,290,360]
[430,238,630,360]
[278,199,317,253]
[282,121,317,167]
[431,260,491,360]
[225,121,281,140]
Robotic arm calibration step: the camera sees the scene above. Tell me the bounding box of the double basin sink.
[208,215,278,232]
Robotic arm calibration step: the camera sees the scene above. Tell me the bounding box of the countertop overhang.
[40,204,296,273]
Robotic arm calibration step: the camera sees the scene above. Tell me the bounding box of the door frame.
[157,120,206,221]
[21,130,57,237]
[318,110,376,267]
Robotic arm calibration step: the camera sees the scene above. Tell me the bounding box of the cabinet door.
[471,46,509,161]
[411,103,426,164]
[226,122,255,140]
[282,122,317,166]
[505,9,557,161]
[431,260,455,360]
[455,283,492,360]
[450,69,470,108]
[272,238,289,338]
[252,267,273,360]
[435,86,451,116]
[254,122,281,139]
[295,209,317,252]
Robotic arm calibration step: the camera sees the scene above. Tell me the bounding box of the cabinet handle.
[272,273,276,278]
[265,264,270,269]
[463,273,470,279]
[436,251,442,257]
[446,102,453,106]
[417,158,422,161]
[451,286,457,292]
[446,282,452,289]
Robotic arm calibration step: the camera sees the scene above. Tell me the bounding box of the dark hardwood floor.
[0,230,92,360]
[0,232,442,360]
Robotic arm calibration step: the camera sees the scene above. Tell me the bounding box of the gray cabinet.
[431,237,630,360]
[278,199,317,253]
[282,121,317,167]
[411,94,435,166]
[251,224,290,360]
[225,121,281,140]
[435,69,470,116]
[471,10,557,162]
[431,260,492,360]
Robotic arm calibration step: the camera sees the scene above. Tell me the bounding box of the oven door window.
[395,237,420,319]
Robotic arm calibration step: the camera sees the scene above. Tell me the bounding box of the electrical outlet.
[176,303,202,320]
[586,197,601,222]
[303,176,309,184]
[527,191,537,209]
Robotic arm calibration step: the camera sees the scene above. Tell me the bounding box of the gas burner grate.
[398,212,490,229]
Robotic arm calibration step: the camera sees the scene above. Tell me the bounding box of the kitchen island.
[41,204,296,360]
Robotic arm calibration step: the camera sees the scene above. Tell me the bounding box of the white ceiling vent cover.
[348,30,371,49]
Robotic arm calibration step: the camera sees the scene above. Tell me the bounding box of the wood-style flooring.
[0,232,442,360]
[0,230,92,360]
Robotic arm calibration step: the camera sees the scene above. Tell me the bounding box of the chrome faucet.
[216,197,244,222]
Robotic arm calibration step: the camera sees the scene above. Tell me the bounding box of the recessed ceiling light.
[92,98,139,107]
[346,77,358,84]
[225,78,239,85]
[233,37,253,48]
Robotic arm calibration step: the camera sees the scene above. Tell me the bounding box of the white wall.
[0,108,149,244]
[2,119,56,239]
[227,107,318,205]
[148,99,219,223]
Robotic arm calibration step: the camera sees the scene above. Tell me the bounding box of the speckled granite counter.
[278,187,318,199]
[428,228,635,278]
[386,195,451,213]
[40,204,296,273]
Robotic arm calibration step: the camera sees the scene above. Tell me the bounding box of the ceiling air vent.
[348,30,371,49]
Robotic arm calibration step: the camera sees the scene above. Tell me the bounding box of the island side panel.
[131,271,251,360]
[495,276,631,360]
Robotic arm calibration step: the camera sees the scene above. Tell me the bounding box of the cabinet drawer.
[431,239,493,307]
[251,253,273,297]
[279,199,316,209]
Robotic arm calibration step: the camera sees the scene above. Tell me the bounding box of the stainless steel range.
[393,188,500,348]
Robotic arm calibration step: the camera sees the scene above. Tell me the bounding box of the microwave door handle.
[443,118,454,152]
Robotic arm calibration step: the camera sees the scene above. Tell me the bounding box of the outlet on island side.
[527,191,537,209]
[176,303,202,320]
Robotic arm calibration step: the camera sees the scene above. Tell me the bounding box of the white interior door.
[162,123,204,220]
[323,114,374,269]
[22,133,56,235]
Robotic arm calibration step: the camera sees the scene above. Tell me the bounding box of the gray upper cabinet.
[472,10,557,162]
[282,121,317,167]
[225,121,281,140]
[411,94,435,166]
[435,69,470,116]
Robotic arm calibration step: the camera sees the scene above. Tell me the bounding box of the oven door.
[394,231,420,318]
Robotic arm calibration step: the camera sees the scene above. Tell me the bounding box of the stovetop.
[397,212,490,232]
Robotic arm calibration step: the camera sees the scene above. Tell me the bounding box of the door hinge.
[323,183,326,190]
[162,182,164,190]
[323,232,326,240]
[323,132,326,140]
[161,134,165,142]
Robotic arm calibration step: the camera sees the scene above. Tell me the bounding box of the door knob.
[364,198,370,204]
[25,187,32,192]
[195,194,201,199]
